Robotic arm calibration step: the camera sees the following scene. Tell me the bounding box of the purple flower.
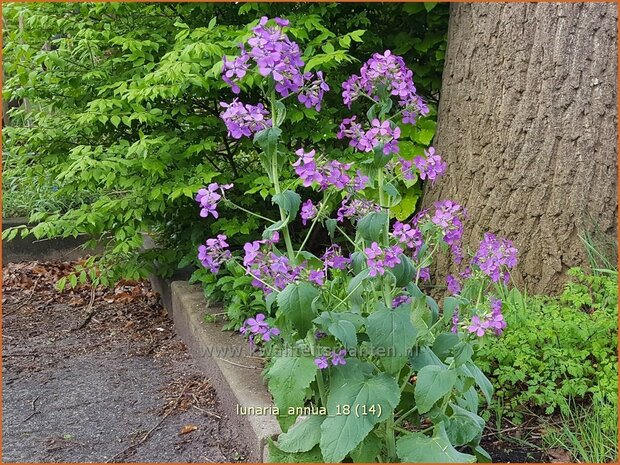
[300,199,318,226]
[341,50,428,123]
[261,326,281,342]
[315,330,327,340]
[392,221,423,253]
[322,245,351,271]
[195,183,233,219]
[308,269,325,286]
[451,310,460,333]
[365,243,403,277]
[472,233,518,283]
[414,147,446,184]
[298,71,330,111]
[488,298,507,335]
[331,349,347,366]
[338,117,400,155]
[418,267,430,281]
[314,356,329,369]
[198,234,232,274]
[292,148,323,186]
[446,274,461,295]
[353,170,369,191]
[399,157,417,181]
[392,294,412,308]
[220,99,271,139]
[336,197,381,222]
[432,200,467,263]
[222,50,251,94]
[467,315,489,337]
[246,313,269,333]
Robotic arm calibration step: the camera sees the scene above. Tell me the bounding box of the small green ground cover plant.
[477,268,618,417]
[195,16,522,463]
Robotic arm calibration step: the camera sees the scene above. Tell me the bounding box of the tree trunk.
[424,2,618,295]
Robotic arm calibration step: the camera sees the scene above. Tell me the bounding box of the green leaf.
[410,346,445,371]
[268,441,323,463]
[272,189,301,220]
[350,431,382,463]
[445,403,485,446]
[443,296,460,322]
[396,424,476,463]
[389,254,416,287]
[366,304,417,373]
[254,127,282,157]
[266,356,318,431]
[276,415,325,453]
[277,282,319,337]
[328,319,358,350]
[357,211,388,242]
[414,365,457,414]
[110,115,121,127]
[432,332,460,360]
[320,373,400,463]
[466,361,494,405]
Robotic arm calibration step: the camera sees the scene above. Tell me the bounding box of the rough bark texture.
[425,2,618,295]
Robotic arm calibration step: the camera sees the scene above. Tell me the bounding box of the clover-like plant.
[197,16,519,463]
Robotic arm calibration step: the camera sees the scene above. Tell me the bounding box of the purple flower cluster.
[322,245,352,271]
[240,313,281,348]
[243,234,304,293]
[414,147,446,184]
[365,242,403,277]
[446,274,461,295]
[337,117,401,155]
[195,183,233,219]
[392,221,423,255]
[467,298,507,337]
[472,233,518,283]
[336,197,382,222]
[392,294,412,308]
[198,234,232,274]
[431,200,467,263]
[298,71,330,111]
[220,99,271,139]
[341,50,429,124]
[221,17,328,110]
[292,148,354,190]
[315,348,347,369]
[300,199,318,226]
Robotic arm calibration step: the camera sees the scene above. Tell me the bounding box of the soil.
[2,259,248,463]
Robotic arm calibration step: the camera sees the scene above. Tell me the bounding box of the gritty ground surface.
[2,260,248,463]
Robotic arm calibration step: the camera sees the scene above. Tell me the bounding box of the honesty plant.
[197,17,519,463]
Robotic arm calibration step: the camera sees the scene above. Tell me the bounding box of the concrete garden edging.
[2,217,104,264]
[150,275,281,462]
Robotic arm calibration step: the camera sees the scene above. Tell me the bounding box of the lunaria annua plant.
[197,17,518,463]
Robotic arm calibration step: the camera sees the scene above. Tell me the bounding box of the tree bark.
[424,2,618,295]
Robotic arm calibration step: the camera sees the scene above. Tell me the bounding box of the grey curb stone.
[2,217,103,264]
[168,281,281,462]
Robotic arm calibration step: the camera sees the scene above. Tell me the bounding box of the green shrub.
[476,268,618,417]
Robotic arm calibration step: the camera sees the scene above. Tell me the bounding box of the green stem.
[227,201,276,223]
[269,87,295,259]
[386,414,397,461]
[377,169,392,307]
[295,192,332,258]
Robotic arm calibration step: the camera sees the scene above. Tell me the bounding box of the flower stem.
[269,86,295,259]
[377,168,392,307]
[227,201,276,223]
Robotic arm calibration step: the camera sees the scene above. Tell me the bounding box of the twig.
[192,404,221,419]
[22,396,40,423]
[72,288,98,331]
[4,277,40,316]
[105,381,192,463]
[215,357,259,370]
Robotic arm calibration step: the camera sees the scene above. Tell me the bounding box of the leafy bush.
[2,2,448,288]
[194,15,525,463]
[477,268,618,417]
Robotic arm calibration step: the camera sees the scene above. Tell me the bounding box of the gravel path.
[2,260,248,463]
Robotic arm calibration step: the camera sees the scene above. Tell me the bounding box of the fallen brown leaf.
[548,448,572,463]
[178,424,198,435]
